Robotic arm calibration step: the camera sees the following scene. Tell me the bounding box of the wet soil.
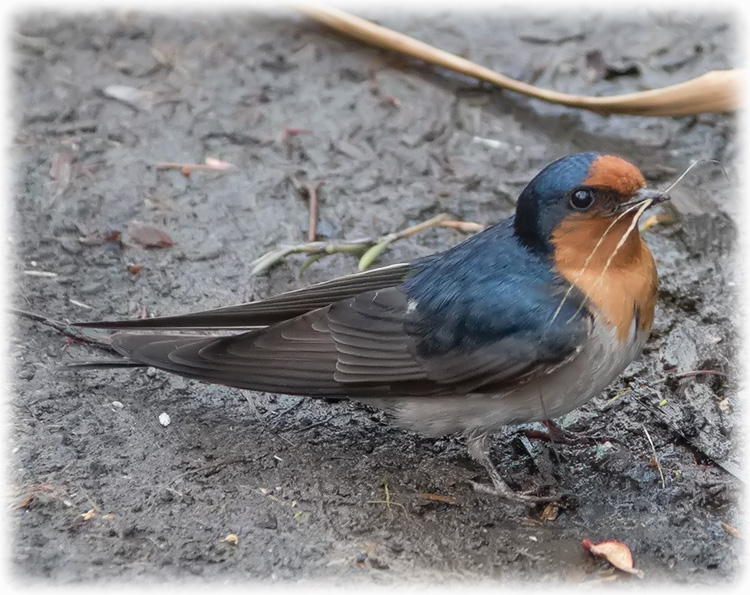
[9,8,742,586]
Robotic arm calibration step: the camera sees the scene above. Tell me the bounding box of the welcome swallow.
[76,152,668,502]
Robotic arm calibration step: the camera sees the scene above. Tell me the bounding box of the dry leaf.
[50,152,75,188]
[540,502,559,521]
[298,3,741,116]
[721,522,744,539]
[14,495,35,509]
[128,224,174,249]
[582,539,644,578]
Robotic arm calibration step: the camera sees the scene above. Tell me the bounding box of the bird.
[74,152,668,502]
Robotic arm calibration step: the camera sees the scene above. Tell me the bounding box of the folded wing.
[110,283,591,398]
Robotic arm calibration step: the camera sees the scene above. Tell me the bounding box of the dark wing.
[75,262,416,330]
[93,219,592,398]
[109,280,592,398]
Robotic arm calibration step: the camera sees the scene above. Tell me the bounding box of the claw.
[469,480,558,504]
[465,429,560,504]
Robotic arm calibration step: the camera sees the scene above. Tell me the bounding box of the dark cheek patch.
[583,155,646,196]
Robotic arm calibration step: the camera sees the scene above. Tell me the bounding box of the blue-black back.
[402,217,589,362]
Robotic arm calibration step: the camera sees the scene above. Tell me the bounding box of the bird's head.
[514,152,668,255]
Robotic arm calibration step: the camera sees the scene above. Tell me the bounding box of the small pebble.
[18,368,35,381]
[159,412,171,427]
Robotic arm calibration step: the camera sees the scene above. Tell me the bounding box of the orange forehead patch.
[583,155,646,196]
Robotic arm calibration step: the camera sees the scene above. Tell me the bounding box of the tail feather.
[108,330,359,397]
[66,359,147,369]
[74,262,414,330]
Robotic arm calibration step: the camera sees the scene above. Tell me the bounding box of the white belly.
[361,318,648,437]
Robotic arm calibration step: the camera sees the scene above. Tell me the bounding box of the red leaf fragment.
[128,223,174,249]
[128,265,143,275]
[379,95,401,108]
[104,231,122,245]
[582,539,644,578]
[282,128,313,137]
[78,230,122,247]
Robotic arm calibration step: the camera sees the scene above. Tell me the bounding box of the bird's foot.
[469,479,558,504]
[465,431,559,503]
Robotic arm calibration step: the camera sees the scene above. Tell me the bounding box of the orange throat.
[551,215,658,342]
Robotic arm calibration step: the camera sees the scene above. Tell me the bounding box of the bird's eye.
[570,188,594,210]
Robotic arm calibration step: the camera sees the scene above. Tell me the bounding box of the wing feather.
[78,262,414,330]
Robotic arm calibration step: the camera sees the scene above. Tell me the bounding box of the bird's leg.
[465,430,557,503]
[524,420,610,445]
[545,419,594,444]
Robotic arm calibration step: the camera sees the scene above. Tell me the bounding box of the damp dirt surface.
[9,9,742,586]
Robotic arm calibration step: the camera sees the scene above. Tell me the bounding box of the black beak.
[618,188,670,212]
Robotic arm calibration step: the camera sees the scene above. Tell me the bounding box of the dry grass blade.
[296,2,741,116]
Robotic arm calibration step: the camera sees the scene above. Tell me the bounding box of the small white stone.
[111,401,124,409]
[159,412,171,427]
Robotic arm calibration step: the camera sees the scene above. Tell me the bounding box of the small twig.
[642,424,665,489]
[439,220,485,232]
[249,212,482,276]
[299,181,324,242]
[357,213,452,271]
[602,387,633,410]
[9,307,115,352]
[260,397,306,436]
[153,158,235,177]
[635,392,743,481]
[292,414,336,434]
[276,397,305,419]
[416,492,457,505]
[653,369,728,385]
